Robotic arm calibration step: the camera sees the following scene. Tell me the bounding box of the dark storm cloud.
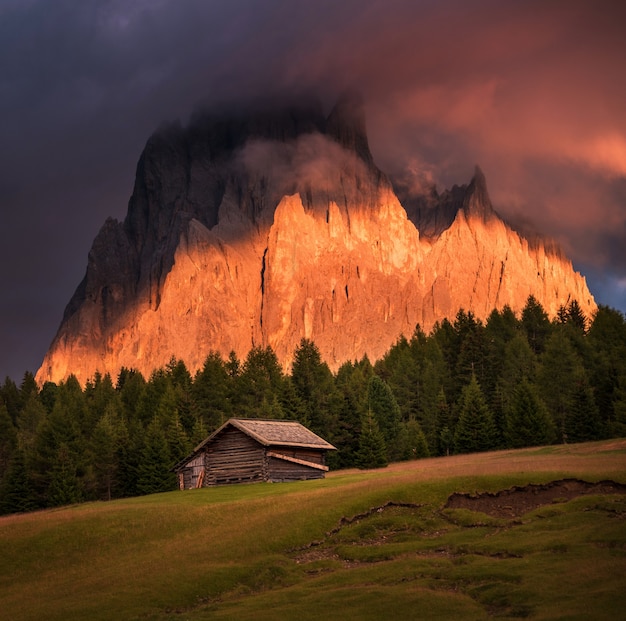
[1,0,625,381]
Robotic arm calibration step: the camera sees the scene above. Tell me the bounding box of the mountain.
[36,95,596,385]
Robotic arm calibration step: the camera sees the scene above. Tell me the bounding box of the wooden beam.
[196,469,205,489]
[266,451,329,471]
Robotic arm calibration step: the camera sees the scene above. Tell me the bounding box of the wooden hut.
[173,418,336,489]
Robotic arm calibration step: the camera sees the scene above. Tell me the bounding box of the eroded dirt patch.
[445,478,626,518]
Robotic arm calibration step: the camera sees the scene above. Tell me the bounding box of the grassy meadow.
[1,439,626,620]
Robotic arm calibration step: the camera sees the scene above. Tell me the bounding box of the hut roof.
[228,418,336,450]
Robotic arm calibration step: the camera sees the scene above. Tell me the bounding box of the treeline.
[1,297,626,514]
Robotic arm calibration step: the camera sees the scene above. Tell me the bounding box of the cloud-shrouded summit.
[1,0,624,381]
[35,95,595,385]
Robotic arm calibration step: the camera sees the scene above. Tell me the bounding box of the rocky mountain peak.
[35,96,596,386]
[462,165,494,221]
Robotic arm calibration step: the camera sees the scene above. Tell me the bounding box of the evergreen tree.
[537,328,586,442]
[84,372,116,434]
[0,447,37,514]
[15,393,47,457]
[237,346,286,418]
[48,443,83,507]
[431,318,458,399]
[568,300,588,334]
[19,372,39,403]
[0,403,17,476]
[137,369,170,426]
[0,377,22,424]
[116,416,142,499]
[117,368,146,418]
[435,388,453,456]
[356,410,388,469]
[277,377,306,422]
[90,404,122,500]
[505,379,555,448]
[333,359,372,468]
[587,306,626,434]
[136,418,176,495]
[367,374,402,459]
[611,372,626,438]
[31,394,86,506]
[484,306,521,418]
[397,418,430,460]
[376,335,418,422]
[291,339,339,440]
[453,375,496,454]
[566,378,602,443]
[39,381,58,414]
[454,311,488,391]
[521,295,552,355]
[225,351,241,378]
[494,334,538,446]
[192,352,232,432]
[166,412,193,466]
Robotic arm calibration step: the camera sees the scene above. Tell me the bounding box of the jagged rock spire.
[463,165,494,221]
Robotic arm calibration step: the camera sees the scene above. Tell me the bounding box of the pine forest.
[2,297,626,514]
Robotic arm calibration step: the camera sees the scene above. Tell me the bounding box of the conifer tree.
[453,375,496,454]
[48,443,83,507]
[116,416,141,499]
[587,306,626,433]
[291,339,338,439]
[537,329,586,442]
[15,394,47,458]
[0,403,17,476]
[0,377,22,424]
[566,379,602,443]
[237,346,285,418]
[136,418,176,495]
[454,311,488,391]
[31,393,86,505]
[356,410,388,469]
[521,295,552,354]
[435,388,453,456]
[367,375,402,459]
[90,406,121,501]
[0,447,37,514]
[277,377,307,423]
[611,373,626,438]
[334,360,371,468]
[166,412,193,466]
[192,352,232,432]
[505,379,555,448]
[117,368,147,420]
[397,418,430,460]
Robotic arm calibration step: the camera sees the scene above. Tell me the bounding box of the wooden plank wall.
[268,448,326,466]
[266,456,325,482]
[179,453,205,490]
[204,427,266,486]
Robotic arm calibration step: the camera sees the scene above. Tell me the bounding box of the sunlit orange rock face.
[36,96,596,385]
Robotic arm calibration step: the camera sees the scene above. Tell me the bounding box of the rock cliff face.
[36,96,596,385]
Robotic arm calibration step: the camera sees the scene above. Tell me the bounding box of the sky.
[1,0,625,383]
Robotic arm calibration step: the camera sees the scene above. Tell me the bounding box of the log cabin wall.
[179,453,205,489]
[204,427,266,486]
[266,455,325,482]
[268,447,326,466]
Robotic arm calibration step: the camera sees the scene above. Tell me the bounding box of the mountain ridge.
[36,97,595,385]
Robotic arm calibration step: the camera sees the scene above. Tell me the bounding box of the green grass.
[1,440,625,620]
